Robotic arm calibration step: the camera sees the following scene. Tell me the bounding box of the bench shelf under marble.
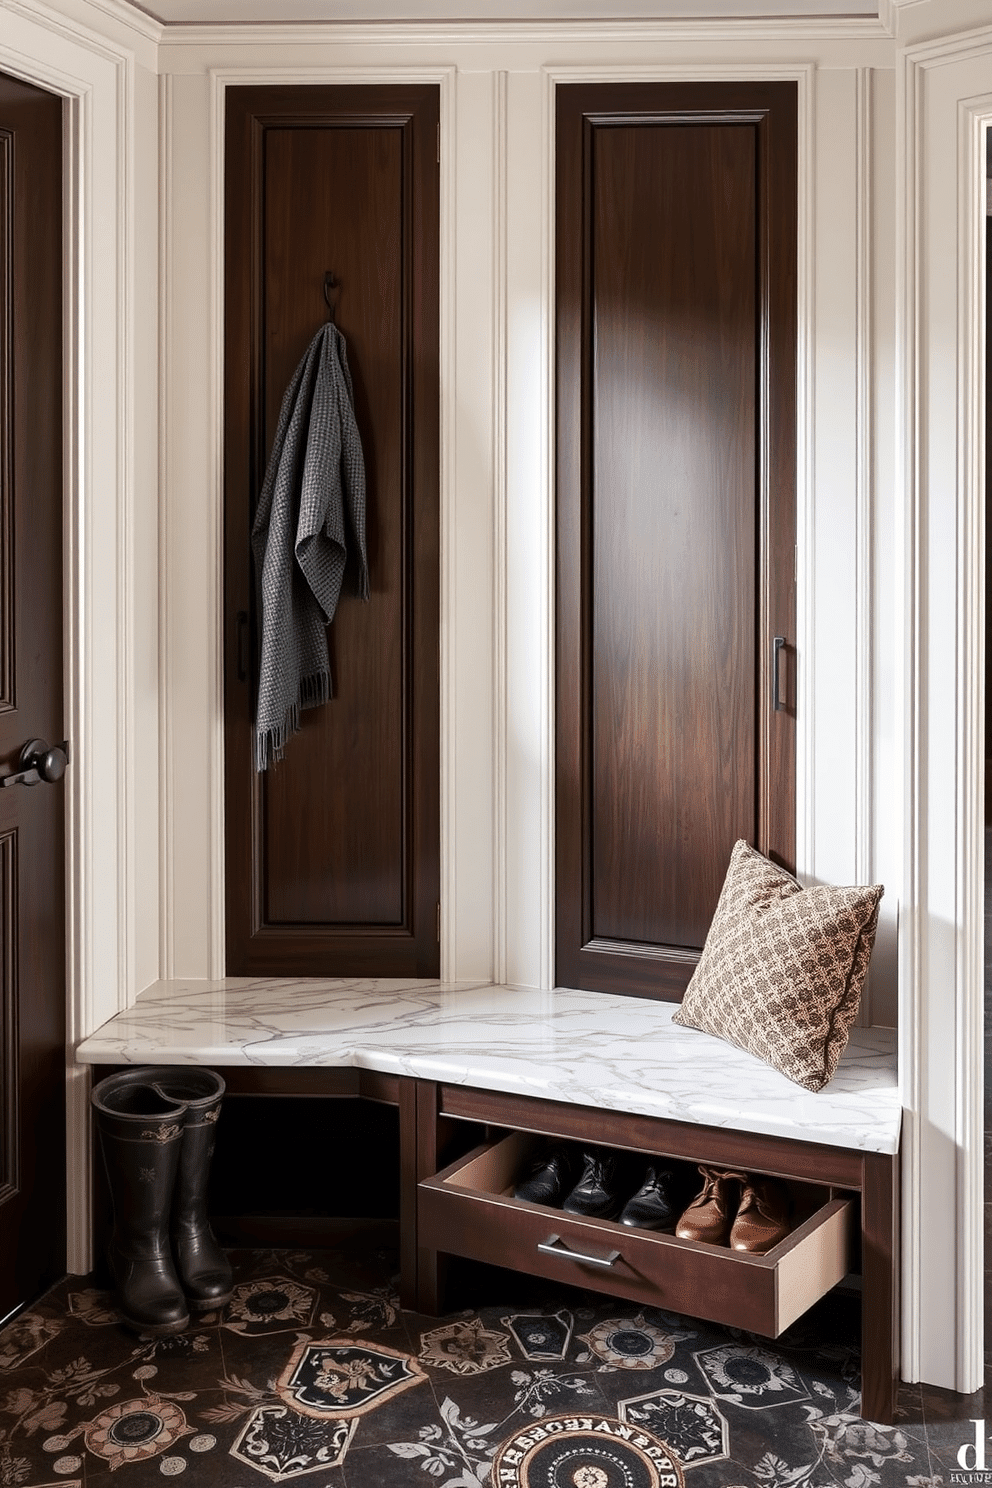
[76,977,901,1425]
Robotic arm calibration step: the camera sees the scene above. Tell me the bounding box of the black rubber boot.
[91,1068,190,1335]
[149,1068,233,1312]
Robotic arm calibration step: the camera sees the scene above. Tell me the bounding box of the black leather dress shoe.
[513,1144,578,1206]
[561,1149,624,1220]
[618,1164,683,1230]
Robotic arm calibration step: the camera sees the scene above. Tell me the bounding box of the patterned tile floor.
[0,1236,979,1488]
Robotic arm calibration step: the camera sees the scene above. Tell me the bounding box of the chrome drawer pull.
[537,1233,621,1268]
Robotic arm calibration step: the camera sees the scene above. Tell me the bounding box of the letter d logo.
[957,1419,987,1470]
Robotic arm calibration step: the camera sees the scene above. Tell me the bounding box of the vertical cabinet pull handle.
[772,636,786,712]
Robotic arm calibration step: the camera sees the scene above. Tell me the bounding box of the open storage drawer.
[418,1130,854,1338]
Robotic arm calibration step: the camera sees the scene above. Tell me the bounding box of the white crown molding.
[903,19,992,61]
[69,0,161,44]
[2,0,160,65]
[157,13,893,48]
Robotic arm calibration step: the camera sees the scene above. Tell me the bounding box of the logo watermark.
[950,1421,992,1483]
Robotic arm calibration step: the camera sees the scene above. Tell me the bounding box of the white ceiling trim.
[128,0,880,29]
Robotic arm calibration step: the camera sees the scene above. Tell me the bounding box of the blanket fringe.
[254,670,331,772]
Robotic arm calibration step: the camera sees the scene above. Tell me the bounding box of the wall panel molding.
[855,66,874,902]
[492,67,508,985]
[897,25,991,1393]
[158,69,175,979]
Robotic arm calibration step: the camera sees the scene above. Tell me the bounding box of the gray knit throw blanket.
[251,323,369,772]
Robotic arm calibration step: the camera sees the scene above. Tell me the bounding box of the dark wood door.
[556,82,797,999]
[225,85,440,976]
[0,71,66,1319]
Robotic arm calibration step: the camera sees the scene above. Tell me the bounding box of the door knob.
[1,738,69,789]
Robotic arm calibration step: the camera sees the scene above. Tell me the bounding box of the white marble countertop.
[75,978,902,1154]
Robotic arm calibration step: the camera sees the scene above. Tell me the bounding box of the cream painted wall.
[3,0,986,1398]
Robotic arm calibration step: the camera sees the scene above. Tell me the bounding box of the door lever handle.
[1,738,69,788]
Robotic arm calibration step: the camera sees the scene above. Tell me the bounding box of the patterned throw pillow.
[672,840,883,1091]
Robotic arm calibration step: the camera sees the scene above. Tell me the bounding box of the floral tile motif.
[82,1396,192,1470]
[693,1343,810,1408]
[490,1412,685,1488]
[224,1277,316,1335]
[276,1339,425,1419]
[508,1368,601,1421]
[131,1332,212,1364]
[808,1408,916,1480]
[385,1394,503,1484]
[229,1403,356,1480]
[578,1315,681,1371]
[65,1292,118,1329]
[618,1386,730,1466]
[502,1311,573,1362]
[419,1318,512,1376]
[0,1315,63,1372]
[334,1288,399,1334]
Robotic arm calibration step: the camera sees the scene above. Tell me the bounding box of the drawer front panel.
[418,1135,853,1338]
[419,1183,783,1332]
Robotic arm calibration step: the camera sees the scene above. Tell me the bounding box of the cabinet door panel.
[556,83,796,998]
[225,86,440,975]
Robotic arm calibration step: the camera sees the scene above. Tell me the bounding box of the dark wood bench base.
[89,1062,899,1425]
[401,1078,899,1426]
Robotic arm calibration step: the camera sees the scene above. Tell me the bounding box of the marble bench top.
[75,978,902,1155]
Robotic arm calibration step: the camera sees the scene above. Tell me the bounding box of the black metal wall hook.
[323,272,339,323]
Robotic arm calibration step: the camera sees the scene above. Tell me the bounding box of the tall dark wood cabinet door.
[0,71,66,1318]
[225,85,440,977]
[556,82,797,1000]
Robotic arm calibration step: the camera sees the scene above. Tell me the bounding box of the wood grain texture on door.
[556,82,797,1000]
[225,86,440,976]
[0,71,66,1318]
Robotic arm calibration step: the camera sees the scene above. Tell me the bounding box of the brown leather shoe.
[675,1166,748,1245]
[729,1177,792,1253]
